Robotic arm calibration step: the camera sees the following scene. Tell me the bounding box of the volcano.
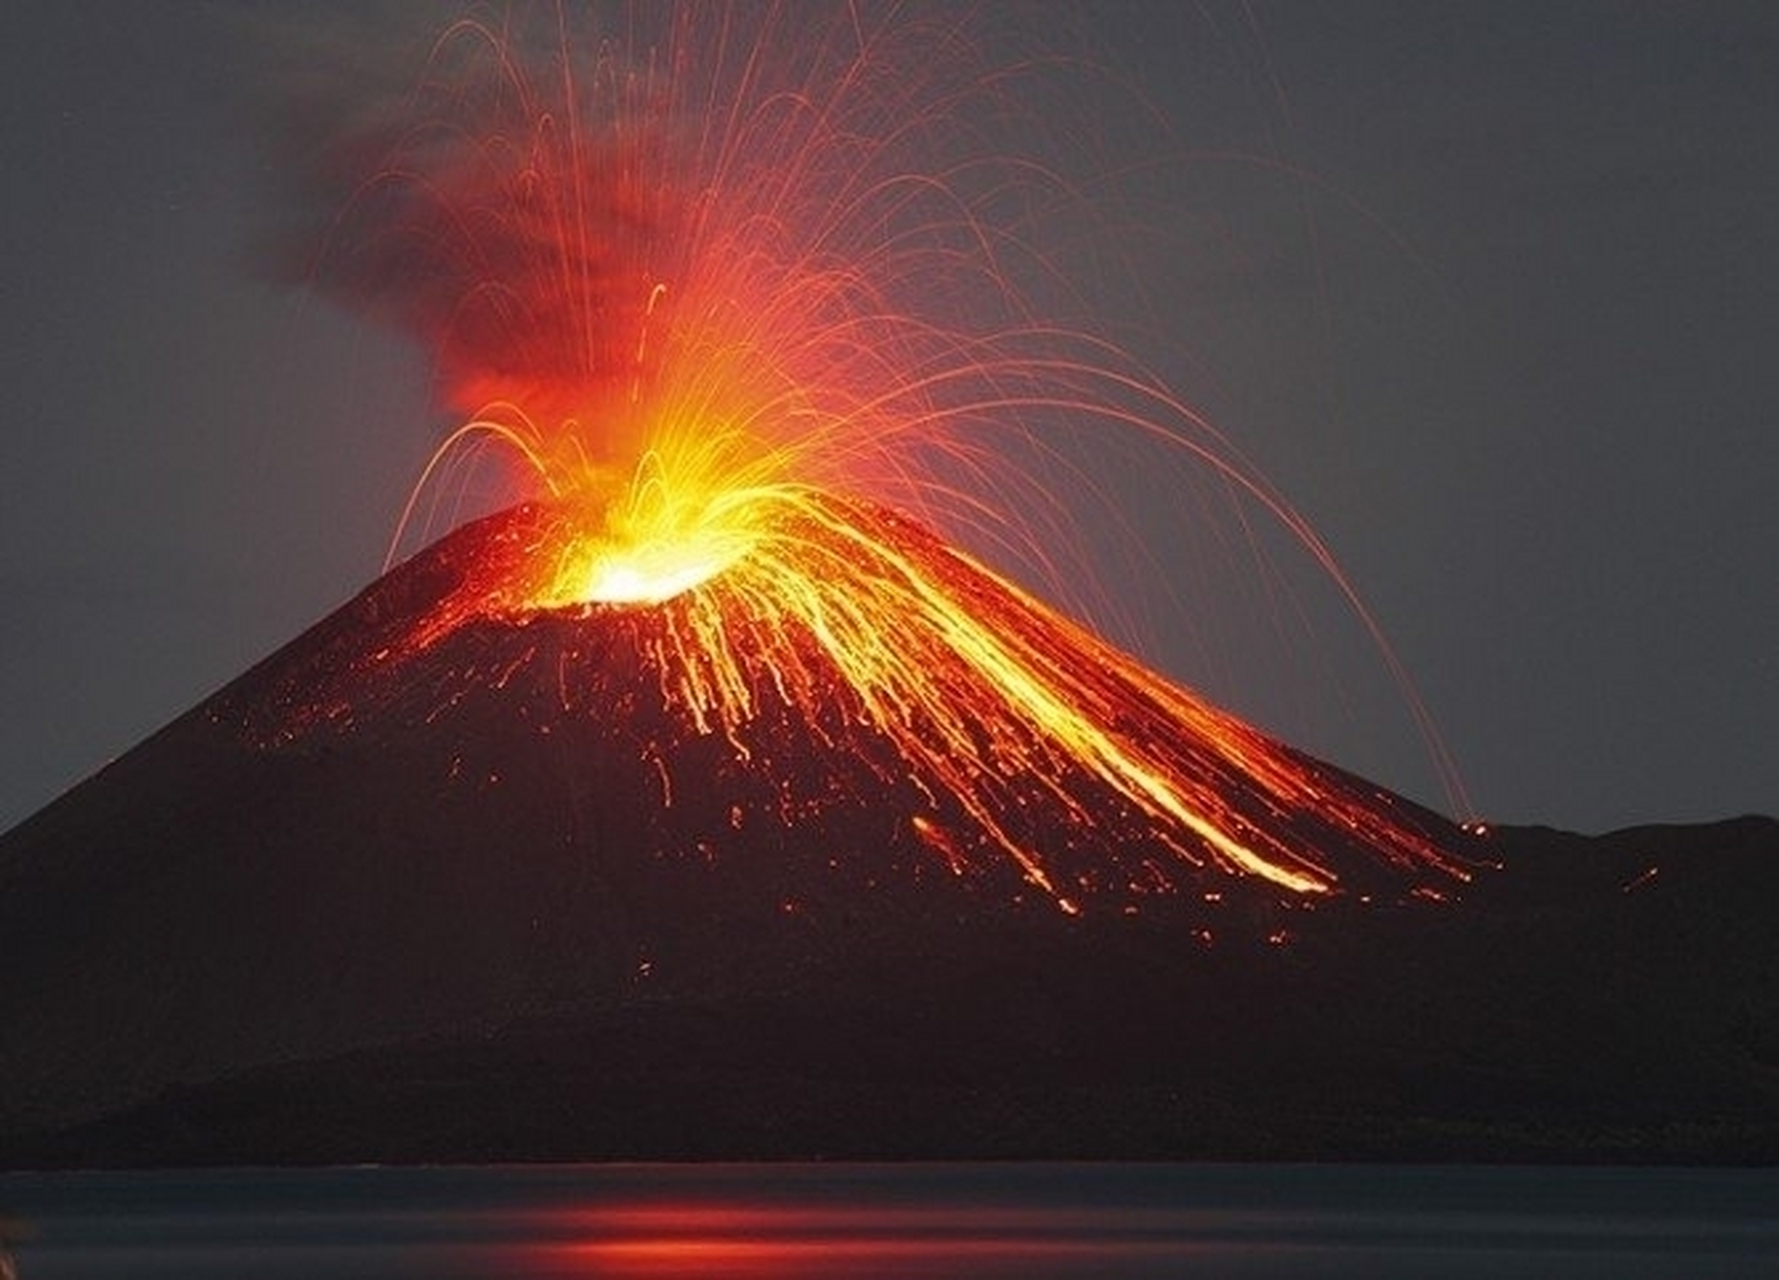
[3,501,1775,1166]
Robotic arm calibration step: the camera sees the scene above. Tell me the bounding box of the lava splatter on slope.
[233,492,1472,915]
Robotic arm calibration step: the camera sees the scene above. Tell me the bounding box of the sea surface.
[1,1163,1775,1278]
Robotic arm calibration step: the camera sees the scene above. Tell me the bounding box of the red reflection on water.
[504,1201,1192,1277]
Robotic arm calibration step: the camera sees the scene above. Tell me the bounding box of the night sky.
[2,2,1773,835]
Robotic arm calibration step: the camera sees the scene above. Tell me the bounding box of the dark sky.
[2,2,1774,834]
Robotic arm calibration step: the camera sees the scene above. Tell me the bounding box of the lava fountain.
[283,3,1474,913]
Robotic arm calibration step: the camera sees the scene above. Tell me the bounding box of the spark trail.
[283,3,1472,911]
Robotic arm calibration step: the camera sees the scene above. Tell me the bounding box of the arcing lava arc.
[284,3,1475,913]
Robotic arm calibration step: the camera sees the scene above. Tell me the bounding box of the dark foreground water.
[2,1163,1775,1278]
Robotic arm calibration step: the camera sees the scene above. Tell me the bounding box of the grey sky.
[2,2,1773,833]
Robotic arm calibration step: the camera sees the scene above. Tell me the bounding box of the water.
[2,1163,1774,1278]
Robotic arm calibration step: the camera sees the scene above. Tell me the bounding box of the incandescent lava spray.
[278,3,1475,916]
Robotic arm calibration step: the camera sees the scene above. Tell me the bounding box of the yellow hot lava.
[538,487,757,607]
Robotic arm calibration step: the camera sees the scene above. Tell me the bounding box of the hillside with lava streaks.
[0,498,1464,1126]
[3,502,1774,1164]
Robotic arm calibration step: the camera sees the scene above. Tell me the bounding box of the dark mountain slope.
[2,505,1772,1164]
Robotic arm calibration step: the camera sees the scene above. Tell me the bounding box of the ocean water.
[1,1163,1774,1278]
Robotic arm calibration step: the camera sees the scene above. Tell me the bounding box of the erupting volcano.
[22,4,1664,1163]
[249,4,1475,913]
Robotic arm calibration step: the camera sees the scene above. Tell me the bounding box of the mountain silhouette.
[2,503,1773,1164]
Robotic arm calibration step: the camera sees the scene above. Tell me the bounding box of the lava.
[282,4,1474,912]
[253,488,1470,912]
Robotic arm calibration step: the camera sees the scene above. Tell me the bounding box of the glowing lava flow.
[257,479,1470,913]
[286,6,1475,912]
[528,483,1468,904]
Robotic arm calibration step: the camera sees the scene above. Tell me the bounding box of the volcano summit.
[248,491,1475,906]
